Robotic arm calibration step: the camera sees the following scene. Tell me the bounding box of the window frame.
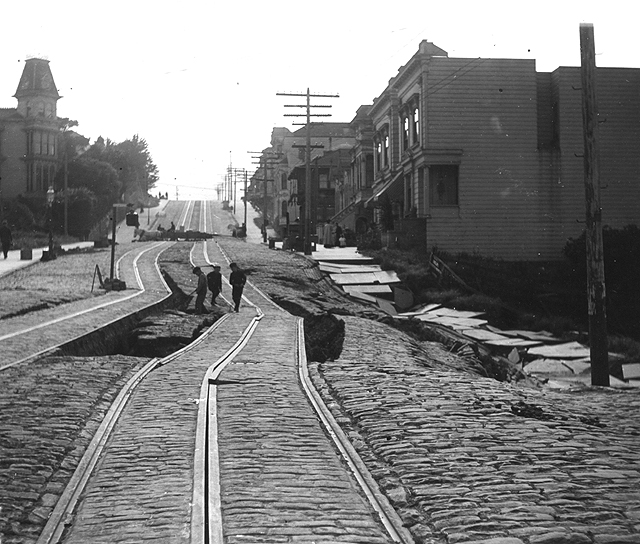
[428,164,459,207]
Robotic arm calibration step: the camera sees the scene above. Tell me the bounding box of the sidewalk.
[0,200,170,280]
[0,240,95,279]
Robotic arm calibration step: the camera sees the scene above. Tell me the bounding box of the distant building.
[353,40,640,260]
[251,123,356,238]
[0,58,63,201]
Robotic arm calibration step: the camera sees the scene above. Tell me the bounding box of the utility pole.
[248,151,279,243]
[244,169,248,235]
[277,88,338,255]
[228,167,247,223]
[579,23,609,387]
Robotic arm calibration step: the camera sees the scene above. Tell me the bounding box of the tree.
[84,135,159,207]
[55,158,120,219]
[52,187,97,239]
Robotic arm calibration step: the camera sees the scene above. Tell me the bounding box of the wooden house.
[354,40,640,261]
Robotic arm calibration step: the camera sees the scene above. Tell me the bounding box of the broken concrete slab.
[622,363,640,380]
[413,315,488,329]
[319,263,382,274]
[461,329,509,342]
[342,284,393,295]
[330,271,401,285]
[562,359,592,375]
[427,307,485,319]
[525,359,575,375]
[528,341,591,359]
[397,303,442,317]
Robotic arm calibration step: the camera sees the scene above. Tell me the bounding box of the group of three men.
[192,262,246,314]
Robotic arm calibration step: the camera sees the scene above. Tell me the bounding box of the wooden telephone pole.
[579,23,609,386]
[277,88,338,255]
[248,151,279,242]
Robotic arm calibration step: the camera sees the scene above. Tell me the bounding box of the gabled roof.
[14,58,60,99]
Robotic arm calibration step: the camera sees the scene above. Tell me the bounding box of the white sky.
[1,0,637,199]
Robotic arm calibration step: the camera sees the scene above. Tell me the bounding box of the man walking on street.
[192,266,209,315]
[229,262,246,312]
[0,220,12,259]
[207,264,222,305]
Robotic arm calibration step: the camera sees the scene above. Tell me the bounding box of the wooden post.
[110,204,117,280]
[305,88,312,255]
[579,23,609,386]
[263,156,268,243]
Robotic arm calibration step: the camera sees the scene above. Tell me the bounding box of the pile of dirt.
[304,313,345,363]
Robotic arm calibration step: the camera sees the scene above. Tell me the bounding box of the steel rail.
[296,319,415,543]
[192,237,409,543]
[200,199,207,233]
[177,200,193,231]
[184,200,196,231]
[0,242,173,372]
[204,239,286,315]
[36,312,235,544]
[190,313,262,544]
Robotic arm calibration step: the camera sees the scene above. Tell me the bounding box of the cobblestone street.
[0,228,639,544]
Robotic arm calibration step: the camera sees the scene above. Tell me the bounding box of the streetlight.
[45,185,55,260]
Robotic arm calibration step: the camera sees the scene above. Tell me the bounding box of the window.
[319,173,329,189]
[281,172,287,190]
[27,164,34,192]
[402,116,409,151]
[418,167,425,212]
[34,131,41,155]
[365,155,373,188]
[413,107,420,145]
[404,174,412,215]
[375,141,382,172]
[383,135,389,167]
[281,200,288,217]
[429,165,459,206]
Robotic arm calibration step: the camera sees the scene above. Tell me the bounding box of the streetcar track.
[189,238,411,543]
[36,311,236,544]
[21,201,409,543]
[0,242,172,371]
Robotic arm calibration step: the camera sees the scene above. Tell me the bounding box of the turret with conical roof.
[14,58,60,118]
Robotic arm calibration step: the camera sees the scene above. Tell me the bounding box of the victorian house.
[0,58,63,202]
[253,123,356,238]
[357,40,640,261]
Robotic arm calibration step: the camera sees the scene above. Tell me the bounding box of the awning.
[365,171,404,208]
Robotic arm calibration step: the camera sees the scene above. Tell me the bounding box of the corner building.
[0,58,62,200]
[359,40,640,260]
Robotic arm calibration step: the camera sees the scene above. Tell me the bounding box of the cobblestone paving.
[3,213,640,544]
[0,355,148,544]
[310,316,640,544]
[62,316,252,544]
[0,239,139,320]
[216,312,391,543]
[1,242,173,366]
[62,240,391,543]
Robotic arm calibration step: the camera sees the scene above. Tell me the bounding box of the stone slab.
[622,363,640,380]
[342,284,393,294]
[528,341,591,359]
[330,271,400,285]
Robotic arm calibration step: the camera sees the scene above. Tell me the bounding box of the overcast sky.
[1,0,637,199]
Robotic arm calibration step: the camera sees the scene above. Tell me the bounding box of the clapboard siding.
[367,42,640,261]
[420,60,640,260]
[424,58,551,259]
[549,67,640,254]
